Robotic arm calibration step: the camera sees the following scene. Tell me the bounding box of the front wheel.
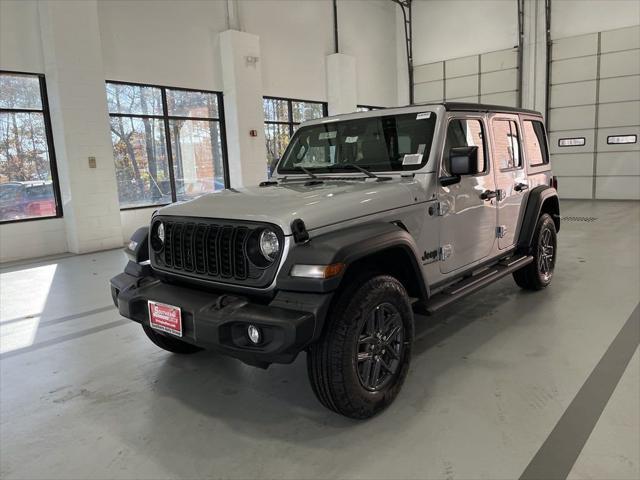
[513,213,557,290]
[142,324,203,354]
[307,274,414,419]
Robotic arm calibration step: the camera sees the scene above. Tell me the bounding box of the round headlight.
[259,229,280,261]
[151,221,164,252]
[157,222,165,243]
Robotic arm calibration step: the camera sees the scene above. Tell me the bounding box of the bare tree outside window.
[0,72,61,223]
[263,96,327,177]
[106,82,227,210]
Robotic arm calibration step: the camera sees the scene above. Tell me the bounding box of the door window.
[523,120,549,166]
[442,119,486,175]
[493,120,522,170]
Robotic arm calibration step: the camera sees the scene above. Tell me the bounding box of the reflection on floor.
[1,200,639,480]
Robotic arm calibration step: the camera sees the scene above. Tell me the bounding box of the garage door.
[413,47,519,107]
[549,25,640,200]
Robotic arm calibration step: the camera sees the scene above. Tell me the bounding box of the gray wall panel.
[551,153,594,176]
[480,48,517,72]
[480,91,517,107]
[414,80,444,103]
[552,33,598,60]
[551,56,598,84]
[550,80,597,108]
[595,176,640,200]
[596,151,640,176]
[549,129,595,155]
[481,68,518,94]
[599,76,640,103]
[598,101,640,128]
[445,55,478,78]
[447,75,479,99]
[414,62,443,83]
[600,49,640,77]
[548,105,596,131]
[597,126,640,152]
[600,25,640,53]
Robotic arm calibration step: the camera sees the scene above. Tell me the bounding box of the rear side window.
[443,119,486,174]
[492,119,522,170]
[524,120,549,166]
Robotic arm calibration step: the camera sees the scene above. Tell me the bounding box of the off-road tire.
[513,213,557,290]
[142,324,203,354]
[307,274,414,419]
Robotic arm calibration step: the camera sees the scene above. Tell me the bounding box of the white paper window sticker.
[402,153,423,165]
[319,131,337,140]
[345,136,358,143]
[417,143,426,154]
[416,112,432,120]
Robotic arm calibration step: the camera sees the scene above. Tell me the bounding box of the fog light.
[247,324,262,344]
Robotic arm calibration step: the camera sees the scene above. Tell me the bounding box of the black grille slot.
[219,226,234,278]
[194,225,208,274]
[207,225,220,275]
[183,223,196,272]
[173,223,184,269]
[163,222,174,267]
[233,227,249,279]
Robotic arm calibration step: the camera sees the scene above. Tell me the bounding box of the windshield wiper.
[293,165,318,179]
[334,164,392,182]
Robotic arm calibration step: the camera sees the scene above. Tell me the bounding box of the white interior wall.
[338,0,397,107]
[411,0,518,66]
[551,0,640,39]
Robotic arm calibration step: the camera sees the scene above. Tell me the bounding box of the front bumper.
[110,263,332,367]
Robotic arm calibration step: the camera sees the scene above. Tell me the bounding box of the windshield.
[277,112,437,174]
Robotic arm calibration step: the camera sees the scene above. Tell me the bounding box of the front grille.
[151,217,282,288]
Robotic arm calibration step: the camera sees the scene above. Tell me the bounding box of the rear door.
[489,115,528,250]
[438,114,497,274]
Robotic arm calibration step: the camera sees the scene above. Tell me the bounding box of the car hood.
[158,177,423,235]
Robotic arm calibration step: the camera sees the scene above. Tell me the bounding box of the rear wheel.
[513,213,557,290]
[142,324,202,354]
[307,274,414,419]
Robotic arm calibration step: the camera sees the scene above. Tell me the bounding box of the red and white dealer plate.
[148,300,182,337]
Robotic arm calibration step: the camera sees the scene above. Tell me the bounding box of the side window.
[492,119,522,170]
[524,120,549,166]
[443,119,486,174]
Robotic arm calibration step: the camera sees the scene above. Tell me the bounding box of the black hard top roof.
[413,101,542,117]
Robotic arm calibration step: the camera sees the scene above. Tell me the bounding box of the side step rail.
[425,255,533,314]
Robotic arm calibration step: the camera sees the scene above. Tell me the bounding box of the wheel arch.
[276,222,429,302]
[517,186,560,251]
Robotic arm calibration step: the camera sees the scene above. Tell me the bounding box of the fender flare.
[517,186,560,250]
[276,222,428,298]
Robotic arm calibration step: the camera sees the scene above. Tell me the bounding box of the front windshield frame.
[276,111,437,175]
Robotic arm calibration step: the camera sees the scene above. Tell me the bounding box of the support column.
[327,53,357,115]
[220,30,266,188]
[521,0,548,116]
[38,0,122,253]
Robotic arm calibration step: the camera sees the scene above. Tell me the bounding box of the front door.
[438,115,497,274]
[489,115,528,249]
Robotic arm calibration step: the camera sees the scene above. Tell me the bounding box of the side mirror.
[449,146,479,176]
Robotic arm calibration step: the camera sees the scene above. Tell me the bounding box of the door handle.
[515,183,529,192]
[480,190,498,200]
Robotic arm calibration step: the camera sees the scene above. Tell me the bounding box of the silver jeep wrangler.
[111,102,560,419]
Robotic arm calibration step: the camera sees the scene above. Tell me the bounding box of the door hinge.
[439,244,453,261]
[496,225,507,238]
[497,189,506,201]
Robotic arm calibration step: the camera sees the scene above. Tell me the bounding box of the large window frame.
[0,70,63,225]
[263,96,328,138]
[263,96,327,175]
[106,80,229,211]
